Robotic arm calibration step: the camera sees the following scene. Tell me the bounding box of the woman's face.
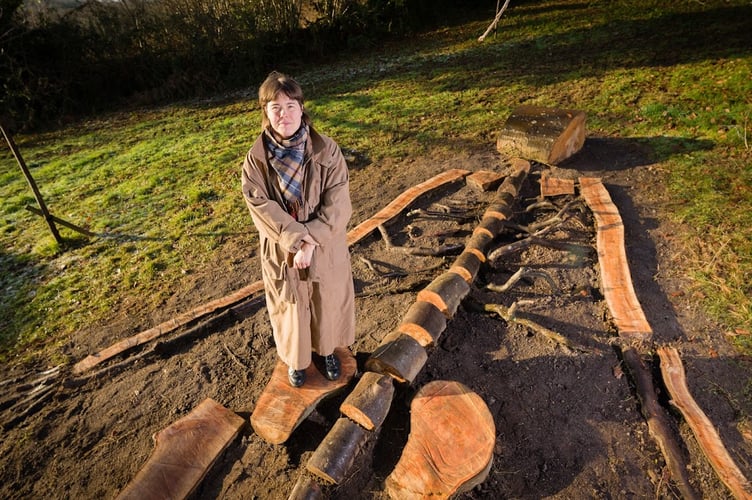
[265,92,303,140]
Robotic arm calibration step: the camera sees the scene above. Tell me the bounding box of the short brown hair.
[258,71,312,129]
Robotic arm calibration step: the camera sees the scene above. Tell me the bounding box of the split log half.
[385,380,495,499]
[416,272,471,319]
[449,251,484,284]
[340,371,396,431]
[397,300,448,347]
[306,417,371,485]
[250,347,357,445]
[365,331,427,384]
[579,177,652,341]
[658,347,752,499]
[288,473,324,500]
[497,105,586,165]
[116,398,245,500]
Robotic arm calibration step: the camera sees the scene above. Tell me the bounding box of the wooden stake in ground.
[1,123,63,244]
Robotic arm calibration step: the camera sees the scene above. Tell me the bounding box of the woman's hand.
[293,239,318,269]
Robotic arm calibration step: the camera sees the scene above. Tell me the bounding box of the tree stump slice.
[497,105,586,164]
[541,172,576,197]
[306,416,371,485]
[385,380,495,499]
[365,331,427,384]
[579,177,652,341]
[658,347,752,499]
[340,371,395,431]
[397,300,448,347]
[116,398,245,500]
[416,272,471,319]
[250,347,356,444]
[467,170,505,191]
[346,169,470,246]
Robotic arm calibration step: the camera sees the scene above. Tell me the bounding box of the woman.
[241,71,356,388]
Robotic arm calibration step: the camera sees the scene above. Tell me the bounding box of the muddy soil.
[2,138,751,499]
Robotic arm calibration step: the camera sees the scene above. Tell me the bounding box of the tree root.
[483,302,590,353]
[486,266,559,294]
[377,224,464,256]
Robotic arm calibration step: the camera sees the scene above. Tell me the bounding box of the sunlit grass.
[1,0,751,362]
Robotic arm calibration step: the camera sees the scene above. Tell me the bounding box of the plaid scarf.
[264,124,308,219]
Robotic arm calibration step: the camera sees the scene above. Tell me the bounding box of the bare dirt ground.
[2,136,752,499]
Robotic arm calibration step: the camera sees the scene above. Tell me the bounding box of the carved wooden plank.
[497,105,586,164]
[385,381,495,499]
[541,172,575,197]
[346,168,470,246]
[579,177,652,341]
[658,347,752,499]
[116,398,245,500]
[365,331,427,384]
[416,272,471,319]
[340,372,395,431]
[307,417,371,485]
[250,347,357,445]
[397,300,448,347]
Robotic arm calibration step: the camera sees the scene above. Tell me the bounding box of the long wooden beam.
[658,347,752,499]
[579,177,652,341]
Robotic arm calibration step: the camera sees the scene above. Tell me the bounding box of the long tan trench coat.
[241,127,355,370]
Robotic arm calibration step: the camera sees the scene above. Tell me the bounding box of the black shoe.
[288,367,306,388]
[324,354,340,381]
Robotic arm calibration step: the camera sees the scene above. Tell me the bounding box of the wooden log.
[416,272,471,319]
[397,300,448,347]
[540,172,575,197]
[116,398,245,500]
[449,251,484,284]
[306,417,371,485]
[250,347,357,445]
[365,331,427,384]
[339,372,395,431]
[385,381,495,499]
[658,347,752,499]
[477,213,506,238]
[466,170,505,191]
[621,347,700,500]
[579,177,652,341]
[496,105,586,165]
[288,474,324,500]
